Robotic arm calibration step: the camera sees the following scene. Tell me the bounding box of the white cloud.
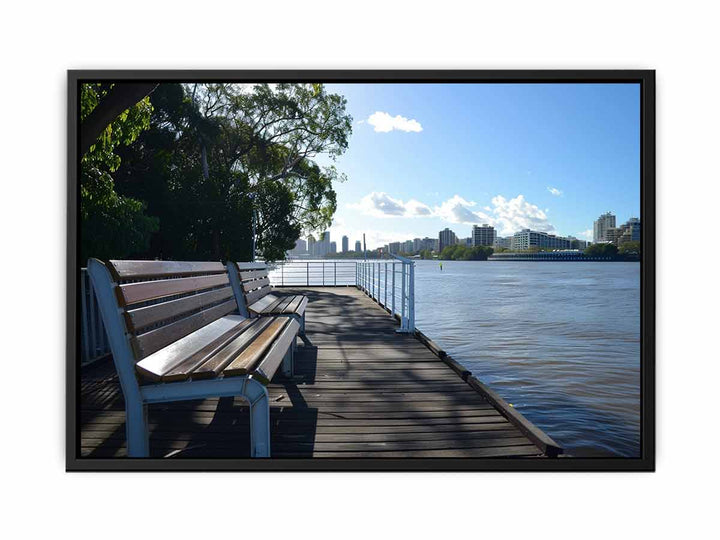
[348,192,432,218]
[349,191,556,237]
[367,111,423,133]
[433,195,493,225]
[547,186,563,196]
[491,195,555,236]
[578,229,593,240]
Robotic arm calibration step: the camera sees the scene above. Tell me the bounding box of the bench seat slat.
[118,274,229,305]
[248,293,281,313]
[160,318,255,382]
[283,295,308,316]
[190,318,276,380]
[251,319,301,385]
[223,318,290,377]
[108,260,226,280]
[125,285,234,331]
[134,315,246,381]
[131,299,237,360]
[271,296,296,315]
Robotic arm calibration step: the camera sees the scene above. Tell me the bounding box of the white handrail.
[269,258,416,333]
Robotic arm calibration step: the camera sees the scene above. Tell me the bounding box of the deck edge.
[413,328,563,458]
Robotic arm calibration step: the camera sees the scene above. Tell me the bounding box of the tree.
[80,83,159,263]
[585,243,619,258]
[114,83,352,261]
[619,241,641,257]
[80,83,158,155]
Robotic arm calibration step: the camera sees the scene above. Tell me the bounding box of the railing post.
[391,262,396,315]
[306,262,309,286]
[322,261,325,286]
[384,263,388,307]
[281,262,284,286]
[408,261,415,332]
[334,261,337,286]
[400,262,407,330]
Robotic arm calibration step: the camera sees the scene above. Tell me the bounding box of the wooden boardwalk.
[80,287,550,458]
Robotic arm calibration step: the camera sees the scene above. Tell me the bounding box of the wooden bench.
[86,258,300,458]
[228,262,309,344]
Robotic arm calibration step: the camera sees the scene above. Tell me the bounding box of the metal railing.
[80,268,111,364]
[269,257,416,333]
[267,260,358,286]
[356,255,415,333]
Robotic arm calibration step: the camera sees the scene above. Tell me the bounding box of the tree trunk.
[80,83,159,156]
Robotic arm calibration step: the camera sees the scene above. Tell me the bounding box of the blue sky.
[316,83,640,249]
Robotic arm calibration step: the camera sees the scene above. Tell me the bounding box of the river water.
[413,260,641,457]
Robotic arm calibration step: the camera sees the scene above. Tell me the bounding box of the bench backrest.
[231,262,273,309]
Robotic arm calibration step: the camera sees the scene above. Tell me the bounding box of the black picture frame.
[67,69,655,472]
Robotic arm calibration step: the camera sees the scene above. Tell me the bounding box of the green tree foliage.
[439,245,494,260]
[113,83,352,262]
[584,243,619,258]
[618,241,641,257]
[80,83,159,262]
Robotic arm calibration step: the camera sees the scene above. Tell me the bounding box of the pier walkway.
[80,287,553,458]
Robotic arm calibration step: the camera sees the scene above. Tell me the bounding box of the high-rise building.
[307,236,316,257]
[330,241,337,254]
[402,240,414,253]
[288,238,307,257]
[313,231,330,257]
[494,236,512,249]
[619,217,641,244]
[355,240,361,252]
[388,241,401,254]
[438,228,458,252]
[413,238,423,252]
[511,229,574,251]
[593,212,616,243]
[472,224,496,246]
[341,235,349,253]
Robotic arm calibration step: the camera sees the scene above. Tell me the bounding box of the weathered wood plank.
[242,277,270,292]
[239,269,268,281]
[131,300,237,360]
[191,318,275,380]
[108,260,225,280]
[161,318,260,382]
[133,315,247,380]
[125,286,234,331]
[118,274,229,305]
[223,318,289,377]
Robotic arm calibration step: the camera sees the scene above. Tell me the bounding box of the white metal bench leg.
[126,399,150,458]
[246,379,271,457]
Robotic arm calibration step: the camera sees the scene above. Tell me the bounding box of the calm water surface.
[414,260,640,457]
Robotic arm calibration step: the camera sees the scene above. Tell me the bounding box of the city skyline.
[296,209,640,253]
[312,83,640,250]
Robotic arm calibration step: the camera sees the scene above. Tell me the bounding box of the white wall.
[1,2,717,539]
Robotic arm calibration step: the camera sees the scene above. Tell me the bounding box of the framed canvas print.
[66,70,654,471]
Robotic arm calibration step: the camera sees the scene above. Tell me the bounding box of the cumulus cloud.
[348,192,433,218]
[547,186,563,196]
[349,191,556,237]
[433,195,493,225]
[578,229,593,240]
[367,111,423,133]
[491,195,555,235]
